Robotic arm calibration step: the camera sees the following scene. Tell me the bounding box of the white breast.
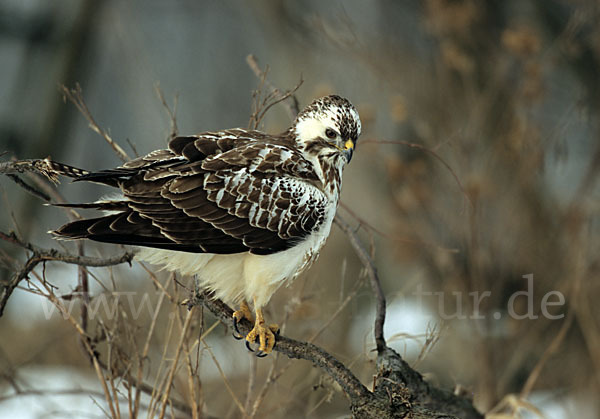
[135,201,337,308]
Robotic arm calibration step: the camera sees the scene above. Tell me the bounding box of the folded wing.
[53,130,327,255]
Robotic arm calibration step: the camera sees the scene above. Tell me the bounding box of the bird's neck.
[310,154,345,198]
[290,130,346,198]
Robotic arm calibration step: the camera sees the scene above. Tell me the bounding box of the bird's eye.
[325,128,337,139]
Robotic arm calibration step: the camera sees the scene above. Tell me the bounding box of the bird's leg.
[245,297,279,356]
[232,300,253,339]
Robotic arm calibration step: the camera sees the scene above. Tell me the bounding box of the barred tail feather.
[46,159,126,187]
[44,160,90,179]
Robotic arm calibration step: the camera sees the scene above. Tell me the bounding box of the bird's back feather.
[52,130,329,255]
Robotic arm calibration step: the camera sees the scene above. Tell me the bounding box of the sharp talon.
[237,301,277,355]
[233,317,241,335]
[232,332,243,340]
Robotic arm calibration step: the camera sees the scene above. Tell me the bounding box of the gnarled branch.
[189,290,480,418]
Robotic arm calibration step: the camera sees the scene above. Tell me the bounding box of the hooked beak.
[344,139,355,163]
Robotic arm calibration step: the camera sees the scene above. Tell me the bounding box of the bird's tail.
[2,158,90,183]
[43,160,91,180]
[28,159,123,188]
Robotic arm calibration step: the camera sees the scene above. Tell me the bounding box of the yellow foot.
[245,321,279,356]
[233,301,253,323]
[232,301,253,339]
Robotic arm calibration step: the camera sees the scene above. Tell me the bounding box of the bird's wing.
[54,131,328,255]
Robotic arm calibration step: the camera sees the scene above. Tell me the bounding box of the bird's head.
[293,95,361,165]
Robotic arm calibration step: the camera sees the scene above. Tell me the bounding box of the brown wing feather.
[53,130,327,255]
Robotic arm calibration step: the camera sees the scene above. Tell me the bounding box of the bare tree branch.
[246,54,302,124]
[189,290,480,418]
[189,291,372,405]
[334,215,387,353]
[0,230,135,317]
[154,83,179,141]
[6,174,51,202]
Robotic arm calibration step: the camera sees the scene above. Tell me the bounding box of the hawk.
[49,95,361,355]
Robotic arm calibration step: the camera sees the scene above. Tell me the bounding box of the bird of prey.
[49,95,361,355]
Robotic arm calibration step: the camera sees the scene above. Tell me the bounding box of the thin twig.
[60,83,130,163]
[133,285,166,417]
[308,276,364,343]
[6,174,51,201]
[362,138,474,209]
[334,215,387,353]
[125,138,140,158]
[519,311,574,398]
[26,267,194,416]
[154,83,179,141]
[37,279,118,418]
[175,295,200,419]
[414,324,443,369]
[202,337,247,417]
[148,295,179,417]
[338,202,459,253]
[249,355,279,419]
[244,357,258,418]
[77,241,91,342]
[0,230,134,317]
[246,55,301,122]
[158,307,195,418]
[0,388,121,403]
[256,80,303,127]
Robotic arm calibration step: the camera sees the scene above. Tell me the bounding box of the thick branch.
[191,291,373,407]
[375,347,482,419]
[190,290,479,418]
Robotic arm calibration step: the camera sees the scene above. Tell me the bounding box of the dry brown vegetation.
[1,1,600,418]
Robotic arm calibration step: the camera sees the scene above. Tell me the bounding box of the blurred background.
[1,0,599,418]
